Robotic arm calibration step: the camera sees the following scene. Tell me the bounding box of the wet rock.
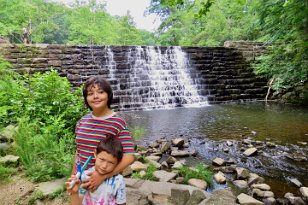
[243,147,258,156]
[299,187,308,201]
[237,193,264,205]
[170,150,190,157]
[251,183,271,191]
[236,167,250,180]
[160,141,171,153]
[212,157,225,166]
[248,173,265,186]
[263,197,276,205]
[288,177,302,187]
[233,180,248,189]
[200,188,237,205]
[213,171,226,184]
[188,178,207,189]
[171,138,185,147]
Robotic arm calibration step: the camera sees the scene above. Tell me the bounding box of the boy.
[66,136,126,205]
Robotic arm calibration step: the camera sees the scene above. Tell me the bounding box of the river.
[120,102,308,197]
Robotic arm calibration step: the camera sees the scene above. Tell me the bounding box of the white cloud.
[103,0,161,32]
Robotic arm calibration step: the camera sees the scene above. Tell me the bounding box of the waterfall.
[119,46,208,110]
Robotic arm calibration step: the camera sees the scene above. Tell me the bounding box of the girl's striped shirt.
[75,112,135,169]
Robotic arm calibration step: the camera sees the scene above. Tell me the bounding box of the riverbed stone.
[237,193,264,205]
[212,157,225,166]
[214,171,226,184]
[171,188,190,205]
[0,154,19,167]
[153,170,177,182]
[171,150,190,157]
[199,188,237,205]
[243,147,258,156]
[160,141,171,153]
[186,189,206,205]
[188,178,207,189]
[248,173,264,186]
[251,183,271,191]
[35,178,66,196]
[236,167,250,179]
[130,161,148,171]
[172,138,185,147]
[233,180,248,189]
[299,187,308,201]
[288,177,302,187]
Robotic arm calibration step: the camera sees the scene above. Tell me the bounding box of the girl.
[74,76,135,191]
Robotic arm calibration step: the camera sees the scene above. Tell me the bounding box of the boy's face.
[86,84,108,111]
[94,150,118,175]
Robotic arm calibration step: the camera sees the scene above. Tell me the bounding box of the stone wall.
[0,43,267,110]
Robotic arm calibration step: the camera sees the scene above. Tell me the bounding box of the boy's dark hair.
[82,76,113,109]
[96,135,123,162]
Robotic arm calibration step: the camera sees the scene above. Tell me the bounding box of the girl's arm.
[82,153,135,191]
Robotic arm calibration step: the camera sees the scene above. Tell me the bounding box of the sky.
[50,0,161,32]
[103,0,161,32]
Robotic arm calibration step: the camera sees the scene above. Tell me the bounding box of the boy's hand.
[65,175,81,194]
[81,170,107,191]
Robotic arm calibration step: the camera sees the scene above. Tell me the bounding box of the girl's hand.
[81,171,106,191]
[65,175,80,194]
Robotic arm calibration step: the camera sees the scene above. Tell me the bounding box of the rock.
[248,173,264,186]
[171,138,185,147]
[233,180,248,189]
[172,161,184,169]
[122,166,133,177]
[213,171,226,184]
[153,170,177,182]
[299,187,308,201]
[237,193,264,205]
[185,189,206,205]
[160,141,171,153]
[243,147,258,156]
[251,183,271,191]
[263,197,276,205]
[200,188,237,205]
[236,167,250,180]
[0,155,19,167]
[146,155,160,162]
[170,150,190,157]
[126,188,149,205]
[288,177,302,187]
[171,188,190,205]
[212,157,225,166]
[35,178,66,197]
[130,161,148,171]
[188,178,207,190]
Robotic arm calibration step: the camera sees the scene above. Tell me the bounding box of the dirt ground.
[0,172,69,205]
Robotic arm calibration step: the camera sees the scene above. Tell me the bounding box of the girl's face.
[86,84,108,112]
[94,150,118,175]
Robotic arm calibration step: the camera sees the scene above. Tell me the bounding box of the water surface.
[120,102,308,196]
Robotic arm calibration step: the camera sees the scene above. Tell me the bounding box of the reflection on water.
[120,102,308,196]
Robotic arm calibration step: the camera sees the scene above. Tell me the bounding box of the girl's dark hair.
[82,76,113,109]
[96,135,123,162]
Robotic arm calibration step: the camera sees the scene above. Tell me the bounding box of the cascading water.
[120,46,208,110]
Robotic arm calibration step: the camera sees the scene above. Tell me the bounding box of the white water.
[125,46,208,110]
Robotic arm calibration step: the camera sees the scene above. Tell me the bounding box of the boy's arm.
[70,193,82,205]
[83,154,135,191]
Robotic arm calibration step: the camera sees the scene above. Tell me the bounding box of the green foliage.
[252,0,308,91]
[0,164,15,183]
[0,57,27,126]
[131,163,157,181]
[130,126,146,141]
[177,163,213,186]
[14,117,75,182]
